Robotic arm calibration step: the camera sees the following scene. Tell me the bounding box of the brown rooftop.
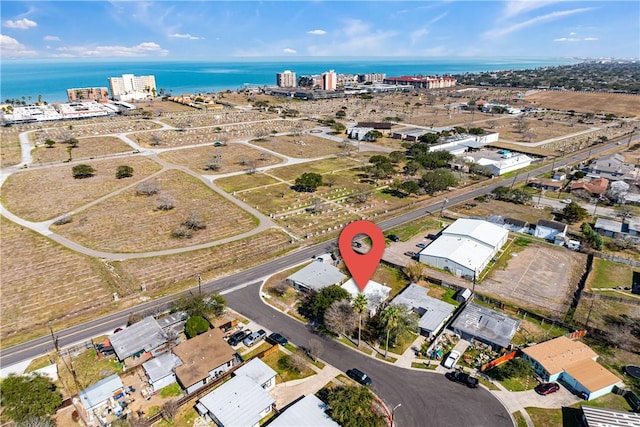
[522,336,598,375]
[173,328,235,388]
[563,358,622,392]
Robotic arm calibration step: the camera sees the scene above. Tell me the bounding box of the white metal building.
[270,395,339,427]
[418,219,508,278]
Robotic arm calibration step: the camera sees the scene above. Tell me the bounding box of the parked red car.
[535,382,560,395]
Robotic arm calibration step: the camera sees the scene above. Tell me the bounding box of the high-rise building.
[66,87,110,103]
[322,70,337,91]
[276,70,297,88]
[108,74,157,101]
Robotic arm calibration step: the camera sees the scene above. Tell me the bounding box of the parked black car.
[387,234,400,242]
[227,330,250,346]
[445,371,479,388]
[267,332,288,346]
[346,368,372,386]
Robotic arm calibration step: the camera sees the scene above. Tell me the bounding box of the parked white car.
[443,350,461,369]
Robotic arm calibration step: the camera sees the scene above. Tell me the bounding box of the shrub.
[115,165,134,179]
[171,225,193,239]
[185,316,210,338]
[71,164,95,179]
[53,215,72,226]
[155,195,175,211]
[136,181,160,196]
[184,211,206,230]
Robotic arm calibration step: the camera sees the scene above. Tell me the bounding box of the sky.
[1,1,638,60]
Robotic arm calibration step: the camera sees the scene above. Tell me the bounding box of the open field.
[0,127,22,167]
[587,258,634,290]
[493,117,591,143]
[482,241,586,317]
[0,217,113,341]
[266,157,359,181]
[215,172,280,192]
[31,136,134,164]
[52,169,258,252]
[155,109,273,129]
[157,142,282,175]
[30,118,162,141]
[450,198,555,226]
[132,99,201,113]
[252,134,346,158]
[525,91,640,117]
[573,293,640,334]
[1,156,163,221]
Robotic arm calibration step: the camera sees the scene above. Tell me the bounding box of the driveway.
[492,386,581,413]
[225,283,513,427]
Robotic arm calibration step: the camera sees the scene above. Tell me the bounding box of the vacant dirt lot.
[252,134,346,158]
[31,136,134,164]
[525,91,640,117]
[0,127,23,167]
[482,242,587,317]
[53,169,258,252]
[1,156,163,221]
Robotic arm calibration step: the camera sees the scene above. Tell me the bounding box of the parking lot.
[381,231,440,267]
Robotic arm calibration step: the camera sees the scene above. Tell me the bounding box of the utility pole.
[197,273,202,296]
[48,322,59,353]
[510,173,518,189]
[439,198,448,218]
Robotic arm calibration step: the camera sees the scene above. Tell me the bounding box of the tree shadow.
[561,406,582,427]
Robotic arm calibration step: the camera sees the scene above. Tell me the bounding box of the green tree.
[388,151,405,163]
[490,358,534,381]
[301,285,350,322]
[380,305,402,357]
[365,130,383,141]
[294,172,323,192]
[185,315,210,338]
[400,180,420,196]
[563,201,588,223]
[44,139,56,148]
[352,294,368,346]
[71,164,96,179]
[581,222,603,250]
[173,291,226,318]
[335,109,346,118]
[323,386,386,427]
[0,374,62,422]
[418,133,440,144]
[331,122,346,133]
[420,169,457,194]
[115,165,134,179]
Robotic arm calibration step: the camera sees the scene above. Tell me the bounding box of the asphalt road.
[226,282,513,427]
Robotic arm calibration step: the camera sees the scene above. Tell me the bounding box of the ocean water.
[0,57,578,104]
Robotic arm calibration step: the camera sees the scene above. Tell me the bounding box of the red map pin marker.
[338,220,385,292]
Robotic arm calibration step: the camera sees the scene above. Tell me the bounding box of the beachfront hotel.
[67,87,110,103]
[108,74,157,101]
[276,70,297,88]
[383,75,457,89]
[322,70,337,91]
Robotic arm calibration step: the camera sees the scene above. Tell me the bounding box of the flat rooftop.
[450,303,520,348]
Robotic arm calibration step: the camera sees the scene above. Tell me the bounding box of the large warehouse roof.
[419,235,495,272]
[442,219,508,249]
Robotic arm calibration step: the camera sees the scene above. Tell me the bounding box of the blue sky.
[1,1,638,60]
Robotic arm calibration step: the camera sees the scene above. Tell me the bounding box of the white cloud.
[43,35,60,42]
[168,33,203,40]
[583,37,598,41]
[283,48,297,54]
[553,37,580,42]
[502,1,560,19]
[4,18,37,30]
[0,34,37,57]
[54,41,168,58]
[307,29,327,35]
[410,28,429,45]
[307,19,398,56]
[486,7,594,38]
[569,31,577,35]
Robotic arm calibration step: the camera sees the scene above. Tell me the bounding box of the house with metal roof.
[594,218,624,237]
[77,374,124,422]
[196,375,275,427]
[391,283,456,338]
[270,394,339,427]
[234,358,277,391]
[142,352,183,392]
[418,219,508,278]
[173,328,237,394]
[341,278,391,316]
[534,219,568,241]
[522,336,623,400]
[449,303,520,350]
[109,316,167,362]
[286,262,347,293]
[581,405,640,427]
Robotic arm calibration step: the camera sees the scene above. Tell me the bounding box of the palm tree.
[381,305,401,358]
[353,294,368,347]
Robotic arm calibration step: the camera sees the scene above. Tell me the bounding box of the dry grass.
[450,198,554,225]
[133,99,200,113]
[1,155,163,221]
[157,143,282,174]
[525,91,640,117]
[52,169,258,252]
[496,117,590,143]
[0,217,113,341]
[31,119,161,141]
[31,136,134,164]
[266,157,359,181]
[0,127,23,167]
[215,172,280,192]
[251,134,345,158]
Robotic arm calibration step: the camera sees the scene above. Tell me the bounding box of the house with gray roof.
[594,218,624,237]
[77,374,124,422]
[142,352,183,392]
[196,375,275,427]
[286,262,347,293]
[109,316,167,362]
[581,405,640,427]
[391,283,456,338]
[234,358,277,391]
[270,394,339,427]
[449,303,520,350]
[534,219,568,242]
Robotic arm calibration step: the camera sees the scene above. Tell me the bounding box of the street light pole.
[391,403,402,427]
[439,198,448,218]
[197,273,202,296]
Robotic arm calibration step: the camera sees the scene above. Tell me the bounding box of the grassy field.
[384,215,445,241]
[0,127,23,167]
[260,348,316,382]
[31,136,134,164]
[0,217,114,344]
[55,348,123,395]
[450,198,555,226]
[525,393,633,427]
[252,134,346,158]
[525,91,640,117]
[1,155,163,221]
[587,258,634,290]
[52,169,258,252]
[266,157,360,181]
[495,117,590,143]
[157,142,282,175]
[214,172,280,193]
